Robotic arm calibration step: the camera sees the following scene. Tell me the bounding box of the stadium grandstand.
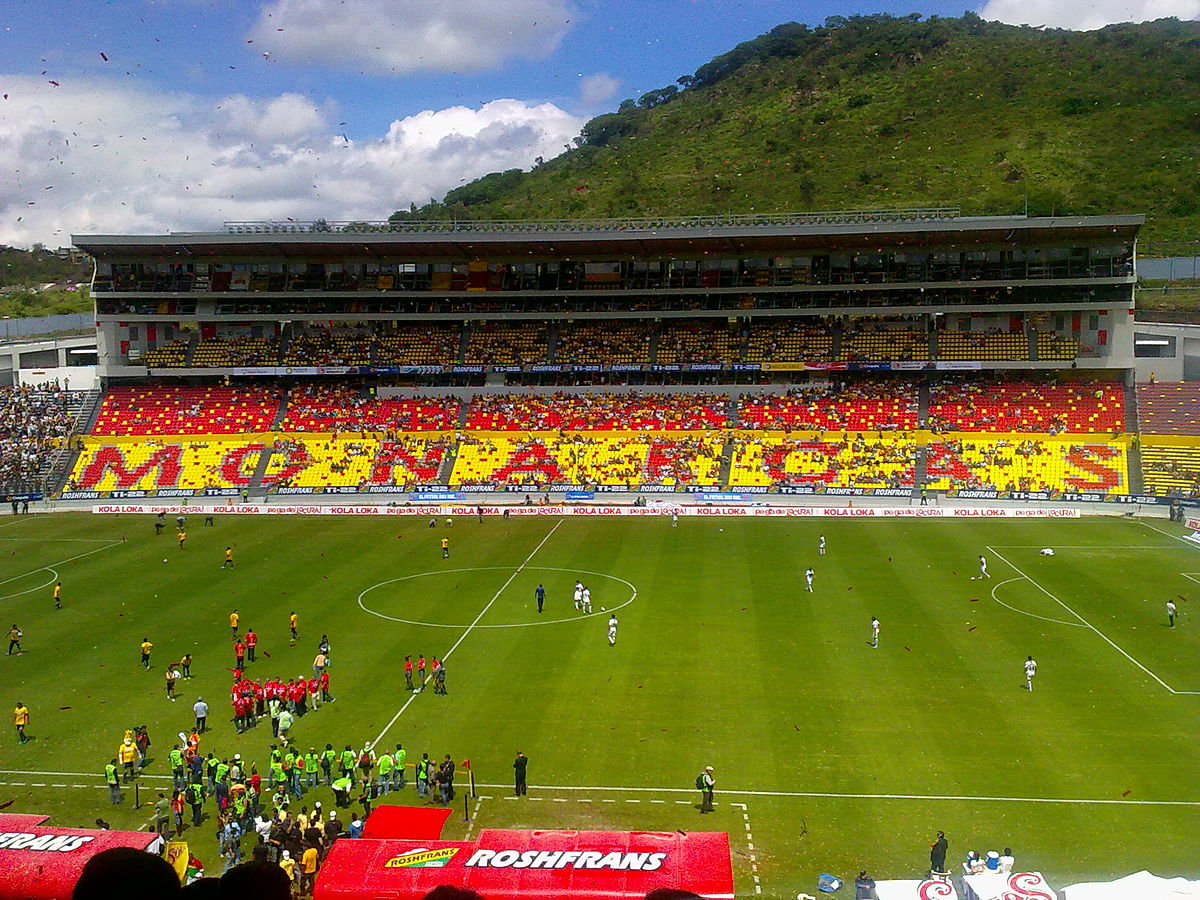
[0,209,1170,509]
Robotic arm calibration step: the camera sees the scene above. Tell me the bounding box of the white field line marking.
[0,768,169,779]
[731,802,762,895]
[0,541,123,586]
[7,775,1198,808]
[357,564,637,629]
[988,545,1192,550]
[987,546,1200,696]
[0,568,58,601]
[0,538,115,543]
[989,576,1085,628]
[1182,574,1200,585]
[1140,520,1200,546]
[464,795,487,841]
[369,520,563,747]
[468,782,1200,807]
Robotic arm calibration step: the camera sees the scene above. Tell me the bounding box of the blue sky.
[0,0,1195,246]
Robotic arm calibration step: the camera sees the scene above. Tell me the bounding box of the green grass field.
[1,511,1199,895]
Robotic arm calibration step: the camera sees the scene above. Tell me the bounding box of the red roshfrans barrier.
[360,805,454,841]
[0,814,163,900]
[314,813,734,900]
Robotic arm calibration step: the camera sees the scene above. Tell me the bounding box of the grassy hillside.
[397,14,1200,242]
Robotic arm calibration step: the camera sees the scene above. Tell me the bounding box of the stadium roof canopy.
[73,211,1144,262]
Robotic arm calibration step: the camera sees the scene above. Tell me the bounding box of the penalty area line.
[986,545,1193,696]
[369,519,563,748]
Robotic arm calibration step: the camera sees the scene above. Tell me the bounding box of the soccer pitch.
[1,511,1198,895]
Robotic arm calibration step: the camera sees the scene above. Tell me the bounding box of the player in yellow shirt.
[221,546,234,569]
[14,702,30,744]
[300,845,319,893]
[229,609,240,640]
[441,536,450,559]
[140,638,154,670]
[52,582,62,610]
[177,530,186,548]
[289,612,299,645]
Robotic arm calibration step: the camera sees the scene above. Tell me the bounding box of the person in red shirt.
[307,677,320,710]
[234,640,246,669]
[231,666,243,682]
[292,679,307,717]
[233,694,248,733]
[404,655,414,691]
[244,629,257,663]
[320,670,333,703]
[417,655,426,687]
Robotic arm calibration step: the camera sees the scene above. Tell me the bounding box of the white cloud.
[978,0,1199,30]
[579,73,620,106]
[248,0,575,75]
[0,78,584,247]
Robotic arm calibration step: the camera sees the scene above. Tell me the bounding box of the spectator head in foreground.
[72,847,180,900]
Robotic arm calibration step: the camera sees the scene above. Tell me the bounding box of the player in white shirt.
[870,616,880,648]
[607,614,618,645]
[581,587,592,614]
[978,555,990,579]
[573,582,583,611]
[804,567,814,592]
[1024,655,1037,691]
[819,535,826,556]
[1167,599,1177,627]
[671,512,678,527]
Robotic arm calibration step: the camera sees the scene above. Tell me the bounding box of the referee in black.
[513,751,528,796]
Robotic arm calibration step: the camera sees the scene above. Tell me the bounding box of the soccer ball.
[601,606,606,611]
[719,528,724,532]
[970,576,976,580]
[162,558,168,564]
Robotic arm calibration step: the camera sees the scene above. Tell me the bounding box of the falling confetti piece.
[904,646,911,651]
[1122,790,1131,796]
[100,52,109,61]
[49,80,59,86]
[969,598,979,602]
[967,626,978,632]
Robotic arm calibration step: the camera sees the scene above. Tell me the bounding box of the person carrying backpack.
[697,766,715,813]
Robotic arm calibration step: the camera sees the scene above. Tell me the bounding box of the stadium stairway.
[917,382,931,424]
[247,443,275,496]
[1127,440,1145,495]
[830,323,843,359]
[1124,380,1139,434]
[913,444,930,493]
[269,394,289,430]
[181,333,199,366]
[436,440,459,484]
[456,326,470,364]
[717,435,735,486]
[546,323,561,363]
[1027,330,1039,360]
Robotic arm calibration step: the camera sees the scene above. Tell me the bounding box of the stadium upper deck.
[74,210,1142,380]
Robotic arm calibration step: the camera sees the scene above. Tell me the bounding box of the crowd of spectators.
[464,392,729,430]
[739,381,919,431]
[927,379,1124,433]
[0,383,76,488]
[278,386,460,433]
[555,321,653,366]
[92,387,283,436]
[731,433,916,488]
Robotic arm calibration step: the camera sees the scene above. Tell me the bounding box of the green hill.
[395,13,1200,243]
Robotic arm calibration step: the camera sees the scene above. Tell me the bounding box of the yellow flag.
[164,841,189,882]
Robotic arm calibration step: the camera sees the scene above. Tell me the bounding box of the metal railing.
[215,208,963,236]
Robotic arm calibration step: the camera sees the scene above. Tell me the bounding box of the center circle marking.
[357,566,638,628]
